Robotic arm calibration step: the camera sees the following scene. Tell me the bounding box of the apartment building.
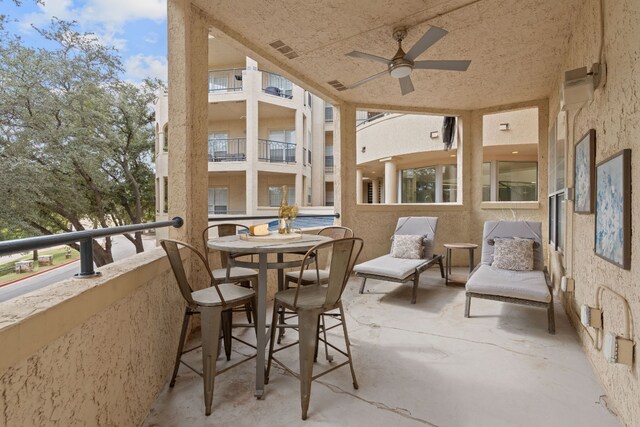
[154,37,335,235]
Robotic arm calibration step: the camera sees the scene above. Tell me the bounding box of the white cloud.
[125,54,167,82]
[144,32,158,44]
[21,0,166,50]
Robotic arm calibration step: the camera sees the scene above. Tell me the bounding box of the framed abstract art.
[595,149,631,269]
[574,129,596,214]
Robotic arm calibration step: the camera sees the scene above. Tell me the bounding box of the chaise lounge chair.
[353,217,444,304]
[464,220,555,334]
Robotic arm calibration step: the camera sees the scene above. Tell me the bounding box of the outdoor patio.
[144,268,618,426]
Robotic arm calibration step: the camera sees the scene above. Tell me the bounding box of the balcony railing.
[207,138,247,162]
[258,139,296,164]
[208,68,244,93]
[325,155,334,173]
[261,71,293,99]
[0,218,183,277]
[207,208,247,215]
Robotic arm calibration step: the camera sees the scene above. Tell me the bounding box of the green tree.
[0,18,161,266]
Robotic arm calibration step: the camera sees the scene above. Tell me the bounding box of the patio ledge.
[480,201,540,210]
[355,203,465,212]
[0,247,171,373]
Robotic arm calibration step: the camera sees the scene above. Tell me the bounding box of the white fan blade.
[399,76,414,95]
[414,60,471,71]
[347,70,388,89]
[405,26,448,61]
[346,51,391,65]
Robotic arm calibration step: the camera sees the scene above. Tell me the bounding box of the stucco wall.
[0,249,184,426]
[356,113,454,164]
[482,107,539,146]
[549,1,640,425]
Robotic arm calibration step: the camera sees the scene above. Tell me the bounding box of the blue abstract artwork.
[574,131,594,213]
[595,150,630,268]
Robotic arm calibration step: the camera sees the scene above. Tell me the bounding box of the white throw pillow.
[492,238,534,271]
[390,235,423,259]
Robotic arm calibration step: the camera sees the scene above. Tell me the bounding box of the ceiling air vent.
[327,80,347,91]
[269,40,299,60]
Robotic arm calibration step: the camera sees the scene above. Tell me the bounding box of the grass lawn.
[0,247,80,285]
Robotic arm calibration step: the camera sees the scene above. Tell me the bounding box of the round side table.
[444,243,478,285]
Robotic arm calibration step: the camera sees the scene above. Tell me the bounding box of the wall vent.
[269,40,299,60]
[327,80,347,91]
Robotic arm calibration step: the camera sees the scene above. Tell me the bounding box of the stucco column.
[334,103,356,226]
[383,159,397,204]
[295,109,304,206]
[245,58,259,215]
[310,97,325,206]
[167,0,208,249]
[356,169,363,204]
[372,179,379,204]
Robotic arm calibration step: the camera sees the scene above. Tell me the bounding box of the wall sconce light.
[361,146,366,153]
[499,123,509,131]
[560,276,575,292]
[561,63,605,111]
[581,304,603,329]
[603,332,634,366]
[430,131,439,138]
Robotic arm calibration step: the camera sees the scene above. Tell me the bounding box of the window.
[325,104,333,122]
[268,186,295,207]
[482,162,491,201]
[548,113,567,251]
[155,178,160,212]
[208,187,228,215]
[497,161,538,201]
[209,73,228,92]
[482,107,539,202]
[162,124,168,152]
[208,132,229,161]
[268,130,295,163]
[401,164,457,203]
[163,177,168,213]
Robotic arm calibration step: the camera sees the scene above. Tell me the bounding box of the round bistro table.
[207,233,331,399]
[443,243,478,286]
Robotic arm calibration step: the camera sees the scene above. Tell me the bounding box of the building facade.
[154,37,335,237]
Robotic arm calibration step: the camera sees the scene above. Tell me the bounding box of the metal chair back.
[317,226,354,270]
[161,239,226,306]
[293,237,363,308]
[201,223,250,269]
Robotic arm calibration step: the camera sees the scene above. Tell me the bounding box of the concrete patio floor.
[144,268,619,427]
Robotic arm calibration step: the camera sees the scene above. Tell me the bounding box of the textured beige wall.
[0,249,184,426]
[257,172,295,206]
[482,107,539,146]
[549,1,640,425]
[207,172,246,212]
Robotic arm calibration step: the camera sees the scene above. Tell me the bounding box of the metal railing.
[258,139,296,164]
[207,209,247,216]
[261,70,293,99]
[325,155,334,173]
[208,213,339,222]
[356,112,388,127]
[0,218,183,277]
[208,138,247,162]
[208,68,244,93]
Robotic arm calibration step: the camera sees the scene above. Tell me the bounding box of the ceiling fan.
[345,26,471,95]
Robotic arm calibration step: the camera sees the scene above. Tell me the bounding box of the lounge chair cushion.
[390,235,424,259]
[354,255,427,280]
[492,238,534,271]
[466,264,551,303]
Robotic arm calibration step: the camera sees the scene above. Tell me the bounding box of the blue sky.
[2,0,168,82]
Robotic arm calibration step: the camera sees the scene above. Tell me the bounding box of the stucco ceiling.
[196,0,583,111]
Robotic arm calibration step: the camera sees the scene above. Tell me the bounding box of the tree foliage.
[0,18,162,266]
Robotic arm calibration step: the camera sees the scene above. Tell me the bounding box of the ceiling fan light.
[390,64,412,78]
